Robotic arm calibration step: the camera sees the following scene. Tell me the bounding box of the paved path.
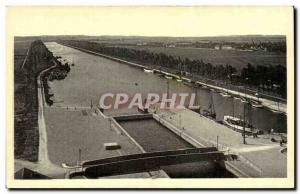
[34,61,65,176]
[37,61,58,163]
[231,144,281,153]
[155,108,287,177]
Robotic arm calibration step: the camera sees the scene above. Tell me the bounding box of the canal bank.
[153,108,287,177]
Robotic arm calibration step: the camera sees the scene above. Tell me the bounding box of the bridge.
[68,147,227,178]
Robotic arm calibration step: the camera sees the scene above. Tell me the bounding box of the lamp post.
[243,77,249,144]
[179,112,181,128]
[167,79,170,99]
[78,148,82,166]
[166,79,170,109]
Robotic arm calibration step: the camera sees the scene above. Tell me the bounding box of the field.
[14,40,38,162]
[103,45,286,71]
[14,41,31,68]
[14,40,55,162]
[91,35,285,44]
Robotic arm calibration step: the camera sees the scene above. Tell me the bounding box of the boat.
[270,109,283,114]
[220,92,231,98]
[270,101,284,114]
[189,86,201,113]
[251,100,263,108]
[175,75,183,82]
[202,109,216,119]
[201,92,216,120]
[165,75,173,80]
[223,115,262,135]
[240,98,248,103]
[190,105,201,112]
[143,68,154,73]
[221,76,232,97]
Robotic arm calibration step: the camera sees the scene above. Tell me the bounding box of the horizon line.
[14,34,286,38]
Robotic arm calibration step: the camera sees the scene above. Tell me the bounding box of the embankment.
[14,40,56,162]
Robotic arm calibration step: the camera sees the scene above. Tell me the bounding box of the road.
[36,60,64,176]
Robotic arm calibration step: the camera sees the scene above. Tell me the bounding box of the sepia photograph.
[6,6,294,189]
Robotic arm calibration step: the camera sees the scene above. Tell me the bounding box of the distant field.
[14,40,36,161]
[14,40,31,69]
[90,35,285,44]
[14,40,55,162]
[97,44,286,71]
[14,40,32,104]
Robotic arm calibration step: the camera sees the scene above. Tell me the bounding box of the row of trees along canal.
[59,40,286,99]
[14,40,55,161]
[193,40,286,52]
[41,57,71,106]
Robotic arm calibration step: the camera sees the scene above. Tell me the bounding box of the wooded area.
[60,40,287,98]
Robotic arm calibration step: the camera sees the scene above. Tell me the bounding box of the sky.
[7,6,293,37]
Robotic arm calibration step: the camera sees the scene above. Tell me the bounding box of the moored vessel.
[223,115,262,135]
[143,68,154,73]
[165,75,173,80]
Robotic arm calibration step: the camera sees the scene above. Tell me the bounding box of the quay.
[153,108,287,177]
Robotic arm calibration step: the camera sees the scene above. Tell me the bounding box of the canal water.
[118,118,235,178]
[45,42,287,133]
[118,118,193,152]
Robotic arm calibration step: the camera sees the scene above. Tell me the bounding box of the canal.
[45,42,286,133]
[118,118,235,178]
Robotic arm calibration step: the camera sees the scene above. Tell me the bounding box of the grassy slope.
[14,40,54,162]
